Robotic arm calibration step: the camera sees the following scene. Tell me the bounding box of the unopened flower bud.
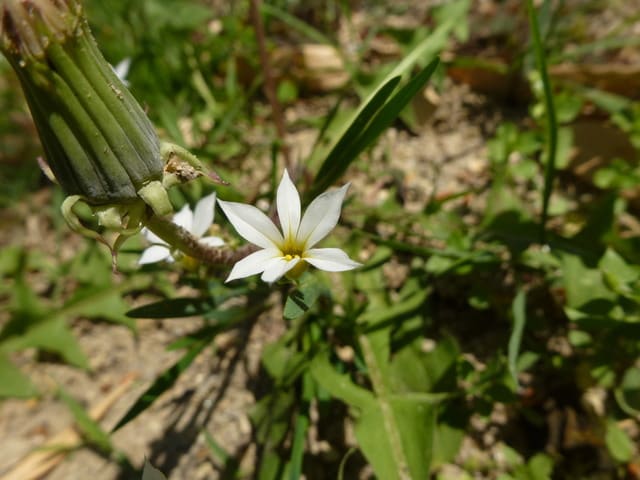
[0,0,164,205]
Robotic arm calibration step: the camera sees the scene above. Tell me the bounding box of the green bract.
[0,0,163,205]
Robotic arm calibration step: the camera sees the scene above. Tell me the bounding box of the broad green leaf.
[431,403,468,468]
[59,388,112,454]
[262,337,306,384]
[390,336,459,394]
[605,420,634,463]
[523,453,553,480]
[599,249,640,297]
[0,245,23,276]
[283,275,325,321]
[561,254,614,310]
[0,317,88,369]
[390,396,437,480]
[142,459,168,480]
[310,354,373,410]
[353,396,437,480]
[0,354,38,398]
[616,366,640,415]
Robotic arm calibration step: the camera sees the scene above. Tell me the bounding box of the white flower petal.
[173,204,194,232]
[218,200,283,249]
[276,169,301,241]
[305,248,361,272]
[199,236,225,247]
[297,183,349,249]
[192,192,217,238]
[261,256,300,283]
[113,58,131,83]
[141,227,165,246]
[139,245,172,265]
[225,248,281,282]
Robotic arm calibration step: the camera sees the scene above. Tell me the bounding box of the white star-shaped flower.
[218,170,361,283]
[139,191,224,265]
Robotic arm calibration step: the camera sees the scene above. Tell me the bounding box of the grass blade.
[58,388,113,454]
[508,289,527,387]
[311,58,439,196]
[527,0,558,243]
[111,339,208,432]
[288,409,309,480]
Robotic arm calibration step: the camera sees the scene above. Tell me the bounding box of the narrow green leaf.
[111,340,208,432]
[203,430,241,473]
[312,59,439,196]
[261,4,335,46]
[126,297,214,319]
[58,388,113,454]
[310,76,401,196]
[360,286,430,330]
[526,0,558,242]
[288,409,309,480]
[508,290,527,386]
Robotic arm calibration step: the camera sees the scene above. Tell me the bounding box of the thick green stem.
[143,214,257,266]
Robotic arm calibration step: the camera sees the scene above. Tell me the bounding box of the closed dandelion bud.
[0,0,164,205]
